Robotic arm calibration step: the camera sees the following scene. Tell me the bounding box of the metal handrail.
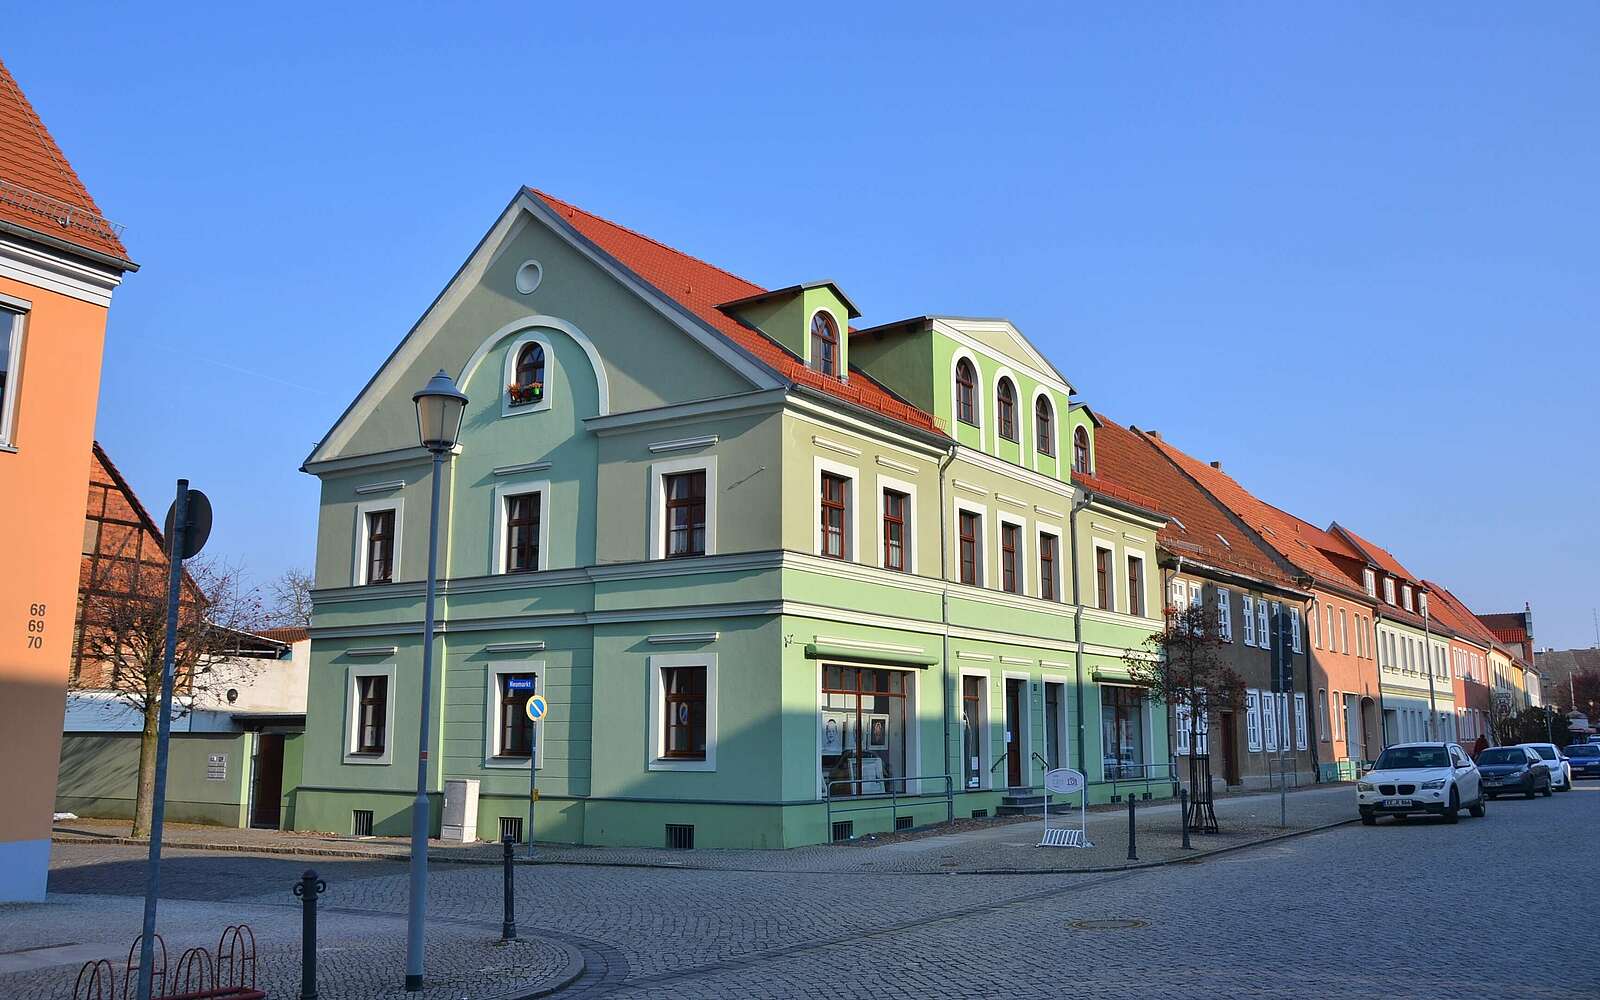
[824,773,954,839]
[989,749,1011,773]
[1105,760,1175,800]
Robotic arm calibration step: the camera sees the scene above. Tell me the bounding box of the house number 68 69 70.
[25,602,46,649]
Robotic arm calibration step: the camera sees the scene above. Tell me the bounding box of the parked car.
[1564,742,1600,779]
[1356,742,1483,825]
[1476,745,1552,799]
[1519,743,1572,791]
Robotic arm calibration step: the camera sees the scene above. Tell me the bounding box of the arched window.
[1035,396,1054,455]
[810,312,839,377]
[510,343,545,406]
[1072,426,1091,474]
[954,359,977,425]
[996,378,1016,441]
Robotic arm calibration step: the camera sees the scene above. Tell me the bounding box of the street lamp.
[405,370,467,993]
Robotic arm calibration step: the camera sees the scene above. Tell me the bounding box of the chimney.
[1209,460,1222,470]
[1146,430,1161,440]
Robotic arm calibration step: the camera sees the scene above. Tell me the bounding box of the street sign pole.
[137,482,211,1000]
[524,693,548,860]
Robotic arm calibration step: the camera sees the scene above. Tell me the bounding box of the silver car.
[1519,743,1572,791]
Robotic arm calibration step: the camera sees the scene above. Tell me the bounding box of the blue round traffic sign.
[525,693,549,722]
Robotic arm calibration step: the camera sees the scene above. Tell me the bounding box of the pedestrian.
[1472,734,1488,759]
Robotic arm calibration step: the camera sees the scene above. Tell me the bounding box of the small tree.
[266,566,314,629]
[1488,692,1522,747]
[74,555,266,837]
[1126,602,1246,829]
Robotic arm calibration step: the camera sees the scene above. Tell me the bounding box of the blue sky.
[7,3,1597,649]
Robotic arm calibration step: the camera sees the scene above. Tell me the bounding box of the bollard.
[1180,788,1192,850]
[1126,795,1138,861]
[292,869,326,1000]
[501,836,517,941]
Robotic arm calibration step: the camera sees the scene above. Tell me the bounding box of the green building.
[294,189,1171,849]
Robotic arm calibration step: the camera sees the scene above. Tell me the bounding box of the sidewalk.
[53,783,1356,875]
[0,892,582,1000]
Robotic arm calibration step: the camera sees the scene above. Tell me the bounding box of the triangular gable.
[930,317,1075,396]
[304,189,786,468]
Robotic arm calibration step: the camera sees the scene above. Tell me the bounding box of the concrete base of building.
[0,838,50,902]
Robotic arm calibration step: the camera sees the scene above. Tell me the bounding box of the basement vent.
[500,816,524,844]
[665,824,695,850]
[895,816,913,832]
[831,820,854,843]
[352,809,374,838]
[970,808,989,819]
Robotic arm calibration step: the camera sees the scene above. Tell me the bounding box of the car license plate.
[1381,798,1413,808]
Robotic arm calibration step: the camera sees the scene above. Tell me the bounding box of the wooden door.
[250,734,285,829]
[1005,679,1024,787]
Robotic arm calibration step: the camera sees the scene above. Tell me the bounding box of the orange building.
[0,57,136,900]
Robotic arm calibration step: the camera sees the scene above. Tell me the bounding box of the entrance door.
[1004,679,1024,787]
[1044,682,1064,770]
[250,733,285,829]
[1220,711,1240,785]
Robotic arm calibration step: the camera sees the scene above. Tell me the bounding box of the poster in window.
[821,711,851,755]
[865,714,890,751]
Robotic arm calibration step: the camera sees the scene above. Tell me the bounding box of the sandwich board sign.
[1039,768,1093,848]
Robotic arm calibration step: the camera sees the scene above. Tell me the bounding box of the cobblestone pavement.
[52,783,1355,874]
[22,783,1600,998]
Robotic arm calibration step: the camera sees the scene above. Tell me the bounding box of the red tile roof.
[1422,581,1499,649]
[256,626,310,644]
[1331,523,1422,587]
[1138,431,1372,602]
[1476,613,1530,646]
[0,57,130,263]
[1091,418,1299,589]
[525,189,942,435]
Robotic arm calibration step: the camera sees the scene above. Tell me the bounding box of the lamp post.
[405,370,467,993]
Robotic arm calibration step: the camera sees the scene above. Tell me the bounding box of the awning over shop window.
[804,643,938,669]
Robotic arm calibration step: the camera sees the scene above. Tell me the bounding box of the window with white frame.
[1291,607,1303,653]
[649,653,717,771]
[999,517,1025,594]
[1242,594,1256,645]
[1175,699,1190,755]
[353,499,402,585]
[1294,693,1308,750]
[0,305,25,448]
[1256,599,1270,651]
[1093,542,1116,610]
[1310,603,1320,648]
[816,459,858,561]
[492,479,551,574]
[1401,585,1413,612]
[486,664,539,764]
[1383,577,1396,605]
[1364,568,1377,597]
[1126,553,1145,616]
[650,457,717,560]
[1338,609,1348,654]
[1317,688,1330,742]
[1263,690,1279,751]
[1247,691,1263,751]
[345,663,397,765]
[1216,588,1233,641]
[957,504,985,586]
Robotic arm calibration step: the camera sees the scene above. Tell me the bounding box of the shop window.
[1100,685,1146,780]
[822,665,911,797]
[961,674,986,788]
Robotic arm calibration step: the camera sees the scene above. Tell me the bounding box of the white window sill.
[344,752,391,766]
[648,757,715,772]
[0,444,16,454]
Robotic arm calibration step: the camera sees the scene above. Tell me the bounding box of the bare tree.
[266,566,314,629]
[1488,692,1521,747]
[1125,602,1247,830]
[73,554,267,837]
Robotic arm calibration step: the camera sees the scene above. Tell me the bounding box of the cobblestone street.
[5,784,1596,998]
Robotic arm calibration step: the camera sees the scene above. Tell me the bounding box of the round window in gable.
[515,260,544,295]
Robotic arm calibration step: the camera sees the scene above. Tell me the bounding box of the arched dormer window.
[508,342,545,407]
[996,378,1017,441]
[1072,426,1091,474]
[1035,396,1054,455]
[810,312,839,377]
[954,359,977,425]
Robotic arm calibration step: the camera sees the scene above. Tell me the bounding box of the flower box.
[506,382,544,407]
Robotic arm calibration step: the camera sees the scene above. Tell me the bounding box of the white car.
[1520,743,1572,791]
[1357,741,1484,825]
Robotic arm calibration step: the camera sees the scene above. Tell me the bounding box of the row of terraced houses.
[290,188,1544,849]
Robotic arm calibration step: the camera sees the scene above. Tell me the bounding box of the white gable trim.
[305,190,782,469]
[932,317,1074,398]
[457,316,610,415]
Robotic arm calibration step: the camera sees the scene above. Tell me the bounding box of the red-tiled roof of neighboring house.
[0,57,131,264]
[1331,523,1423,587]
[1477,612,1530,646]
[1092,418,1299,590]
[1423,581,1500,649]
[1136,431,1371,602]
[256,626,309,644]
[526,189,943,436]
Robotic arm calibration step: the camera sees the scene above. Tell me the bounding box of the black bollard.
[1126,795,1138,861]
[1180,788,1192,850]
[501,836,517,941]
[292,869,326,1000]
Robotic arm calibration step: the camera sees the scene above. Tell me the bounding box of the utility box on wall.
[441,778,479,842]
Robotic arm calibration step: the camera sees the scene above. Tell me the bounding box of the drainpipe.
[1068,488,1090,778]
[937,446,957,786]
[1422,598,1438,741]
[1374,612,1390,749]
[1301,593,1320,782]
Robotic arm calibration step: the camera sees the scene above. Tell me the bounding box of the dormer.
[1067,403,1099,477]
[718,282,860,380]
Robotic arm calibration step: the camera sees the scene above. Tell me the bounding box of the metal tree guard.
[1188,753,1220,833]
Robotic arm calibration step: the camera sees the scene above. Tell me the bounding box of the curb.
[54,815,1357,877]
[498,939,585,1000]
